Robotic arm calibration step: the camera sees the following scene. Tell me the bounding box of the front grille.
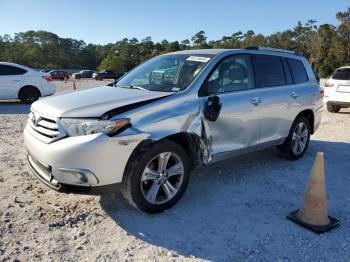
[27,111,64,143]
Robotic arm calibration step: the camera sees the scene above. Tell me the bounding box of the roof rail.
[245,46,302,56]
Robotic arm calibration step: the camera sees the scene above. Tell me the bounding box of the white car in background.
[0,62,55,104]
[324,66,350,112]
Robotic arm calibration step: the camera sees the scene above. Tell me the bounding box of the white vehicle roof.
[337,66,350,69]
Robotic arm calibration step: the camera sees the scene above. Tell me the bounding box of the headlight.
[60,118,130,137]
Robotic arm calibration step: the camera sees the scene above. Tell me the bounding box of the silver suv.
[24,47,323,213]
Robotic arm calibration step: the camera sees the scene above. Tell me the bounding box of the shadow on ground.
[0,101,30,114]
[100,140,350,260]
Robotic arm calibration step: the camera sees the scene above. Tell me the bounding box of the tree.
[336,7,350,63]
[98,54,126,73]
[191,31,208,48]
[180,39,190,49]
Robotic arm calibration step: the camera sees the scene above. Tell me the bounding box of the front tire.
[122,140,191,213]
[327,103,340,113]
[278,116,311,160]
[19,86,40,104]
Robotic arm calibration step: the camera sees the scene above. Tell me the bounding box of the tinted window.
[0,65,27,76]
[332,68,350,80]
[255,55,286,87]
[203,55,254,95]
[287,58,308,84]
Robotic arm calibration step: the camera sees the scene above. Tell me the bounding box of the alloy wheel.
[291,122,309,155]
[141,152,184,205]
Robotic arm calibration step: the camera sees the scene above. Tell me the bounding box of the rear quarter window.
[287,58,309,84]
[332,68,350,80]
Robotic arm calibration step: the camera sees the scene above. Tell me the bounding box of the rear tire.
[278,116,311,160]
[19,86,40,104]
[327,103,340,113]
[122,140,191,213]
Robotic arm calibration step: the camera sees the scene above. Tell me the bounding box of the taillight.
[325,82,334,87]
[320,90,324,98]
[42,76,52,82]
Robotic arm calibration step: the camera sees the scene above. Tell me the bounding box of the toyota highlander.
[24,47,323,213]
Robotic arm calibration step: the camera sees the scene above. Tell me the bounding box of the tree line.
[0,7,349,78]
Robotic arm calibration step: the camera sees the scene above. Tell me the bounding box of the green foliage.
[98,54,126,73]
[191,31,209,49]
[0,7,349,77]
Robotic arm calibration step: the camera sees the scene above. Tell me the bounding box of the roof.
[166,47,303,59]
[0,61,23,66]
[0,61,33,70]
[167,49,227,55]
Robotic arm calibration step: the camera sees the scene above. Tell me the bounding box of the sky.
[0,0,349,44]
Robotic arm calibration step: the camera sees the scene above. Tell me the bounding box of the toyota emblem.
[31,114,37,125]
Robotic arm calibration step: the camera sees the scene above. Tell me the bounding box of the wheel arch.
[295,109,315,134]
[18,85,41,99]
[129,132,204,171]
[162,132,203,170]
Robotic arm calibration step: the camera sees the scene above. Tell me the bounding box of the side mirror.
[204,95,222,121]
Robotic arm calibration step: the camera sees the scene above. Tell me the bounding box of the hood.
[32,86,172,117]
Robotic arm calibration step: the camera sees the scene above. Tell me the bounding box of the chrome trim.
[27,110,66,144]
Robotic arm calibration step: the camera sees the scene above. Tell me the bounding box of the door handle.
[290,92,298,99]
[12,79,21,82]
[250,98,261,106]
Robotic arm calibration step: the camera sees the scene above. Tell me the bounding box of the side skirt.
[208,138,286,164]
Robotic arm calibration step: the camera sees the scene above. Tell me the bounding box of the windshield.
[116,54,213,92]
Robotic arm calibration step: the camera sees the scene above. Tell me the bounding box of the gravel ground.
[0,80,349,261]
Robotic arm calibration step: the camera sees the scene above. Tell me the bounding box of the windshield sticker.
[172,87,180,92]
[186,56,211,63]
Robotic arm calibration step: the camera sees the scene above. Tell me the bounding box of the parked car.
[92,70,120,80]
[72,70,94,79]
[0,62,55,104]
[24,47,323,213]
[324,66,350,113]
[48,70,69,81]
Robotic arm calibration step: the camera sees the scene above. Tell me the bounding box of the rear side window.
[332,68,350,80]
[287,58,309,84]
[0,65,27,76]
[254,55,286,87]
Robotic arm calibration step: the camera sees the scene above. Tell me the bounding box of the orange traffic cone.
[73,80,77,91]
[287,152,339,233]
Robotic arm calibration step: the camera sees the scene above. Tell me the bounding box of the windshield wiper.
[119,85,147,91]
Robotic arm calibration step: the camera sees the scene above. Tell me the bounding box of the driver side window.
[204,55,254,95]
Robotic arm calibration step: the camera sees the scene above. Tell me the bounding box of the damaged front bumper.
[24,124,148,192]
